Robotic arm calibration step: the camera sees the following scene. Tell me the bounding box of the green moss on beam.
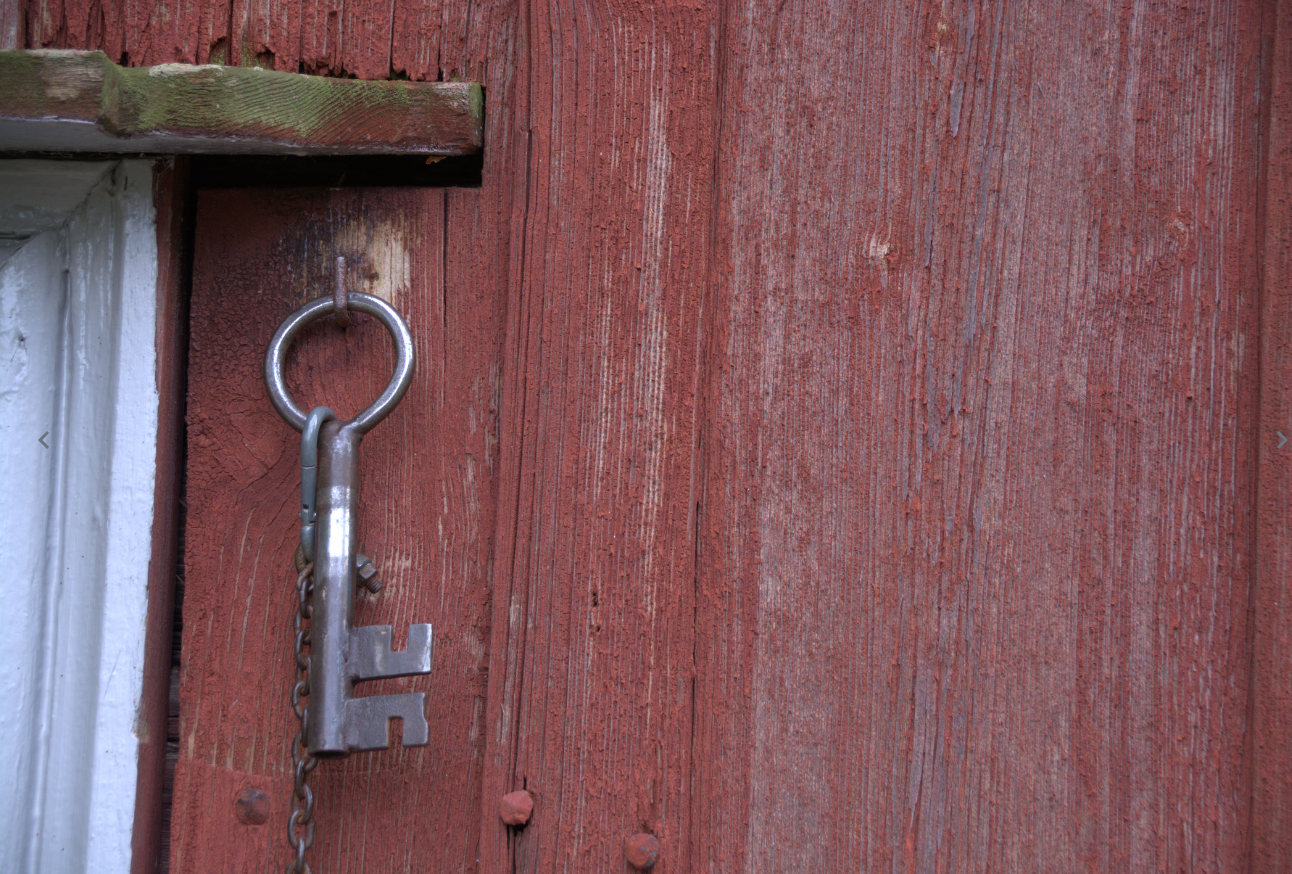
[0,50,484,156]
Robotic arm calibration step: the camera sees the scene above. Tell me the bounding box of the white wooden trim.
[0,159,160,874]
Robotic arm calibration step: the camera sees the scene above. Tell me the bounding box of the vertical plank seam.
[385,0,395,76]
[225,0,236,66]
[477,2,537,869]
[295,0,304,73]
[442,194,449,333]
[689,2,732,871]
[505,121,536,874]
[1251,0,1288,869]
[131,156,191,874]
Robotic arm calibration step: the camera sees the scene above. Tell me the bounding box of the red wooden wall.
[699,3,1266,868]
[24,0,1292,871]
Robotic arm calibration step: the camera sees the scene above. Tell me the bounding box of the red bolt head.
[624,833,660,869]
[499,790,534,827]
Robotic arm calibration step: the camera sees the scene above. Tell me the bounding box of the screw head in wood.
[499,790,534,827]
[624,833,660,869]
[234,787,269,825]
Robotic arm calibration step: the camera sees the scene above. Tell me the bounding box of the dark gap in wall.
[156,160,197,874]
[192,153,482,188]
[0,152,484,190]
[158,483,185,874]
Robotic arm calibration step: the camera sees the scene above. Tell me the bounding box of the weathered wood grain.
[0,50,483,154]
[298,0,389,78]
[1254,0,1292,868]
[25,0,119,58]
[694,1,1265,871]
[228,0,294,69]
[0,0,21,49]
[472,4,717,873]
[387,0,440,81]
[117,0,199,66]
[27,0,1286,869]
[172,189,504,872]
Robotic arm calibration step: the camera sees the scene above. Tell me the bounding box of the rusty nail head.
[499,790,534,827]
[624,833,659,869]
[234,787,270,825]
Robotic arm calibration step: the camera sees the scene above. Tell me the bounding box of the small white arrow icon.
[38,432,49,448]
[1279,432,1288,450]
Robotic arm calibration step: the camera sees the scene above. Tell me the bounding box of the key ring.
[264,292,416,434]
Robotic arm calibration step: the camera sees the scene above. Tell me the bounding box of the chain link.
[288,562,318,874]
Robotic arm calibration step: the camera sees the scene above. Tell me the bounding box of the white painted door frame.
[0,159,163,874]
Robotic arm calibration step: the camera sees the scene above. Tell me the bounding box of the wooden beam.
[0,50,483,156]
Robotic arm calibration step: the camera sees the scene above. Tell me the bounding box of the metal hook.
[264,292,416,434]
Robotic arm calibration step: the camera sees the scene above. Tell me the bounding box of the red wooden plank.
[1253,0,1292,867]
[1,0,22,48]
[190,0,230,64]
[170,188,503,873]
[472,3,718,872]
[118,0,200,65]
[24,0,212,63]
[165,1,521,870]
[299,0,389,78]
[24,0,123,57]
[387,0,437,81]
[429,0,528,860]
[694,1,1264,871]
[131,157,190,874]
[229,0,299,69]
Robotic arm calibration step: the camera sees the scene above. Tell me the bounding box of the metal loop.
[296,757,312,786]
[292,680,309,716]
[294,770,314,806]
[288,808,316,849]
[265,292,416,434]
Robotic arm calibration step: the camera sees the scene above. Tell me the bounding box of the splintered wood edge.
[0,50,484,156]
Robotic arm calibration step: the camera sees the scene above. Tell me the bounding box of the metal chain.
[288,561,319,874]
[288,405,334,874]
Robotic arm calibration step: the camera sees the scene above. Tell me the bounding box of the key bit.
[349,624,433,681]
[344,693,428,752]
[355,553,382,594]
